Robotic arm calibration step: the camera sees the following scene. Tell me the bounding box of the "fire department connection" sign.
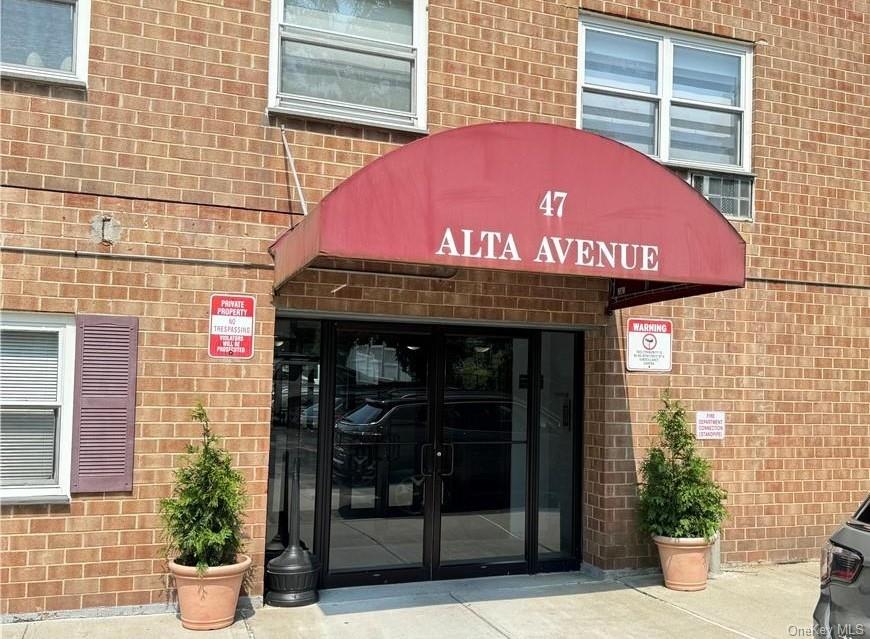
[208,294,255,359]
[626,318,673,372]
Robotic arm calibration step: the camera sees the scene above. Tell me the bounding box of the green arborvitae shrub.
[160,403,247,574]
[637,394,727,540]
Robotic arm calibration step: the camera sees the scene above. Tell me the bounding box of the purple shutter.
[71,315,139,493]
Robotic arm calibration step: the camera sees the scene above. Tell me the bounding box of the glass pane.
[443,400,523,443]
[538,333,576,560]
[329,330,428,572]
[281,40,412,113]
[0,0,75,72]
[584,29,658,94]
[670,105,740,165]
[440,335,528,565]
[284,0,413,45]
[582,91,657,155]
[0,330,59,403]
[439,443,526,564]
[266,320,321,557]
[329,443,425,570]
[0,409,58,485]
[443,336,528,442]
[274,318,320,358]
[674,46,741,106]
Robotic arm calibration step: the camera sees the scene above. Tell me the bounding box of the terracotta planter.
[169,555,251,630]
[653,536,713,591]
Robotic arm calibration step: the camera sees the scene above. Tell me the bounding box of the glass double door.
[326,326,530,584]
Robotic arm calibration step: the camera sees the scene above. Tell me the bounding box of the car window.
[341,403,385,424]
[855,496,870,524]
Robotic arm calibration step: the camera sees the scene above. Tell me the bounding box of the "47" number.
[539,190,568,218]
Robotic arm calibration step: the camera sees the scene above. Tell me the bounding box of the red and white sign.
[626,318,672,372]
[696,411,726,440]
[208,294,255,359]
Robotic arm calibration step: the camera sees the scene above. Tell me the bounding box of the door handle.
[420,443,433,477]
[440,443,455,477]
[439,445,454,505]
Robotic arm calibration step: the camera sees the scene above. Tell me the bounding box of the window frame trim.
[0,312,75,503]
[577,14,753,174]
[0,0,90,88]
[267,0,428,133]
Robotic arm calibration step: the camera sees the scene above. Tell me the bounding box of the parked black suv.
[813,494,870,638]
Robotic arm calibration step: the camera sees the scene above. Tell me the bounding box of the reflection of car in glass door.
[332,392,549,513]
[333,395,428,515]
[301,397,343,431]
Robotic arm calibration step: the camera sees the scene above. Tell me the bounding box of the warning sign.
[696,411,726,440]
[209,294,255,359]
[626,318,672,372]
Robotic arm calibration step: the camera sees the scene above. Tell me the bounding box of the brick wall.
[0,187,284,614]
[274,267,609,327]
[1,0,868,616]
[584,282,869,570]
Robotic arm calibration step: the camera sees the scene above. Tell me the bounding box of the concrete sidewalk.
[1,562,819,639]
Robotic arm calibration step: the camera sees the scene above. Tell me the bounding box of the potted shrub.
[160,403,251,630]
[637,394,727,591]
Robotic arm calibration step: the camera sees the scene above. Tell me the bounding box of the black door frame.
[309,319,583,588]
[431,325,533,581]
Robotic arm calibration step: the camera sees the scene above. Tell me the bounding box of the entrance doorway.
[267,320,582,590]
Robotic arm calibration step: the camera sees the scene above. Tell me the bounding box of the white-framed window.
[0,0,90,87]
[268,0,428,133]
[0,313,75,503]
[578,15,752,175]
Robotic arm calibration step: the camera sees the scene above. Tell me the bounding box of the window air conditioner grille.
[678,169,753,220]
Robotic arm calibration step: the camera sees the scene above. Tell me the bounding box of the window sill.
[0,66,87,89]
[714,213,754,223]
[0,491,71,506]
[661,160,755,178]
[268,104,428,136]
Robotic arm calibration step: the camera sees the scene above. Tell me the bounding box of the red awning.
[271,122,745,311]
